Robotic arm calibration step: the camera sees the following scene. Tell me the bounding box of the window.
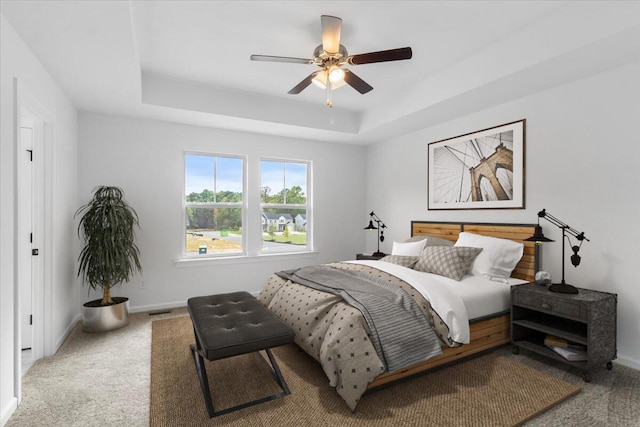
[261,159,310,253]
[184,153,245,256]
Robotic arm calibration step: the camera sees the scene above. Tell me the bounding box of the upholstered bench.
[187,291,295,418]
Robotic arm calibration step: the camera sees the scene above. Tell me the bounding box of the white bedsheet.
[346,260,526,345]
[443,275,526,321]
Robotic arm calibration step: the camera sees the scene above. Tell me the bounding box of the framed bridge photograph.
[427,119,525,210]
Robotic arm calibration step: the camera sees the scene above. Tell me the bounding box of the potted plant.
[76,186,142,332]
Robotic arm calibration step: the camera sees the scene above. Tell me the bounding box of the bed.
[257,221,538,410]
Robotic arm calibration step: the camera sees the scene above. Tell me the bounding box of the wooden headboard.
[411,221,537,282]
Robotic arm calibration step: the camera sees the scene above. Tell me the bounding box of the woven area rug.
[150,316,580,427]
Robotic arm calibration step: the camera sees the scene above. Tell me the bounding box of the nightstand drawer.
[513,291,587,321]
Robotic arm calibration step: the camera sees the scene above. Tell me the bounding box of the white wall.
[366,61,640,369]
[0,15,78,426]
[77,113,366,311]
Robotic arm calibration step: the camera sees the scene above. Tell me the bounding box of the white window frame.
[182,151,247,258]
[260,158,312,254]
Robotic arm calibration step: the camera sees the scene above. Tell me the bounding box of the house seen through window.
[261,159,310,253]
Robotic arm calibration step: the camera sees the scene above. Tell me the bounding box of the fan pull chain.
[326,80,333,107]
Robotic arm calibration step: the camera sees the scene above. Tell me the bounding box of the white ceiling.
[2,1,639,144]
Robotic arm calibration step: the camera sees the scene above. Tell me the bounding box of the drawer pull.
[541,303,551,310]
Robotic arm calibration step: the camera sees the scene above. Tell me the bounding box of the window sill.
[173,250,319,268]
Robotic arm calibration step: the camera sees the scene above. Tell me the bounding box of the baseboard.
[615,353,640,371]
[54,313,82,355]
[129,291,264,314]
[1,397,17,427]
[129,300,187,314]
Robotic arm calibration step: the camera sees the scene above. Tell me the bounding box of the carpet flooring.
[150,316,579,427]
[6,308,640,426]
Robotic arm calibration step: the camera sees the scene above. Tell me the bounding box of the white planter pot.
[82,297,130,333]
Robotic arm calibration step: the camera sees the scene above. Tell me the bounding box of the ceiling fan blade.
[347,47,413,65]
[343,69,373,94]
[288,71,320,94]
[250,54,313,64]
[321,15,342,54]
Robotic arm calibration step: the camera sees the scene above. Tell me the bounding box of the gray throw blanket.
[277,265,442,372]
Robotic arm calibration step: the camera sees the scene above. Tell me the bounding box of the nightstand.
[511,282,617,382]
[356,253,386,260]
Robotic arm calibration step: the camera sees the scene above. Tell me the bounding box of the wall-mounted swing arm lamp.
[364,211,387,257]
[524,209,589,294]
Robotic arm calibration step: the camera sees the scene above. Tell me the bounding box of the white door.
[19,120,35,350]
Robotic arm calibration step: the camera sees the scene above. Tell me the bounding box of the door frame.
[19,115,35,352]
[14,78,55,403]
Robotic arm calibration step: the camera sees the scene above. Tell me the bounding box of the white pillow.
[391,239,426,256]
[454,232,524,280]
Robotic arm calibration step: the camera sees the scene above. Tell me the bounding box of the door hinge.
[26,149,33,161]
[30,315,33,325]
[30,232,33,243]
[32,248,39,256]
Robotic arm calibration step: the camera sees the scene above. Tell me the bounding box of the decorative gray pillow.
[413,246,483,281]
[405,235,455,247]
[379,255,419,268]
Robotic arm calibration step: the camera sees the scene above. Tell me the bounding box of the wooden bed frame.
[368,221,537,389]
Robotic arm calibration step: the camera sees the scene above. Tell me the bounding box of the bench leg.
[190,344,215,417]
[190,345,292,418]
[258,348,291,395]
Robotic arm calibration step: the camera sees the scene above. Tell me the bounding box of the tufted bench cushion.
[187,291,294,418]
[188,291,294,361]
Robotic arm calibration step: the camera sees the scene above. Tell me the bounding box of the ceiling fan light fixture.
[251,15,412,106]
[328,65,345,84]
[311,70,327,89]
[311,69,346,90]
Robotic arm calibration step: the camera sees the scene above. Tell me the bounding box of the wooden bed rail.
[369,314,510,389]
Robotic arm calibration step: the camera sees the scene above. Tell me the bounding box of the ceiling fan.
[250,15,412,107]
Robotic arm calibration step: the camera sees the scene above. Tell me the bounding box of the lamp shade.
[311,71,327,89]
[524,225,554,243]
[364,220,377,230]
[311,69,347,90]
[328,65,345,84]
